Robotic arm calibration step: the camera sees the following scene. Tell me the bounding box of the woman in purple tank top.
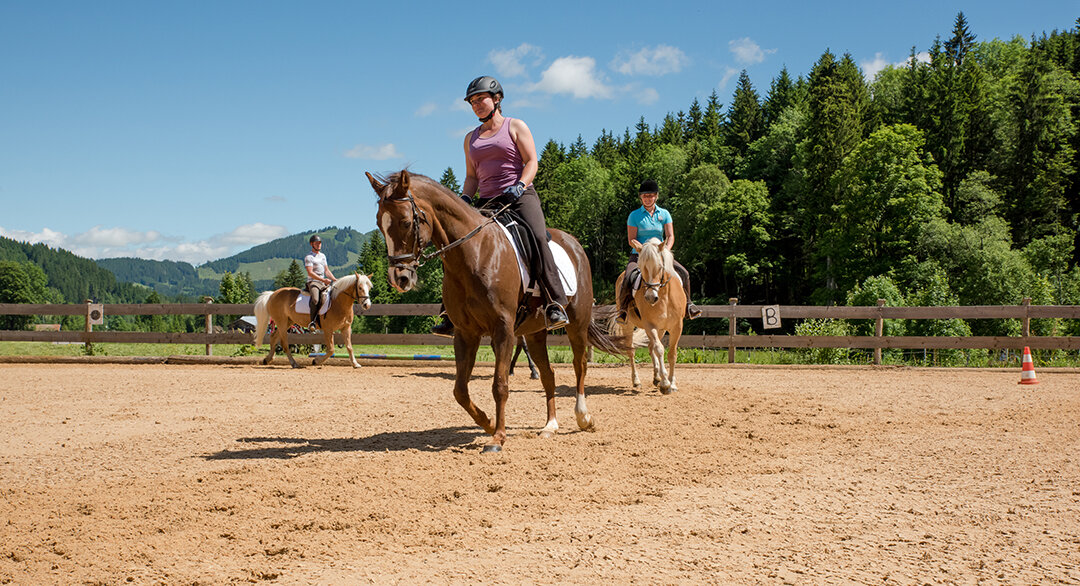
[431,76,570,337]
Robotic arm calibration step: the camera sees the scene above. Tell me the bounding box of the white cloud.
[0,226,68,249]
[489,44,544,78]
[718,67,739,89]
[635,87,660,105]
[529,56,613,99]
[861,51,931,82]
[218,223,289,247]
[264,195,287,203]
[414,102,438,117]
[729,37,776,65]
[70,225,162,248]
[612,45,688,76]
[344,143,403,160]
[1,222,289,265]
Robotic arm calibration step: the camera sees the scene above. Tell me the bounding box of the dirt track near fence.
[1,360,1078,584]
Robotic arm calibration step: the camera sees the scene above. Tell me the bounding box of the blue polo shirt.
[627,204,671,253]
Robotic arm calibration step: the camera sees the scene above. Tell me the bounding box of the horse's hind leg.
[523,330,560,438]
[565,321,595,432]
[281,326,302,369]
[312,330,334,366]
[262,330,278,365]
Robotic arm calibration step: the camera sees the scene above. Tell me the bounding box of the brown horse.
[253,273,372,368]
[613,238,686,393]
[366,170,624,451]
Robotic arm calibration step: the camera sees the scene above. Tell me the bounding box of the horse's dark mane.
[382,170,454,198]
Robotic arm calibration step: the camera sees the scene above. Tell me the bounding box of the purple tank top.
[469,117,525,198]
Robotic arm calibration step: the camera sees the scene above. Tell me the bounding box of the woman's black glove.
[502,181,526,200]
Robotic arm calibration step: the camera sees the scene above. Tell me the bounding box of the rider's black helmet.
[464,76,503,102]
[309,234,321,243]
[639,179,659,194]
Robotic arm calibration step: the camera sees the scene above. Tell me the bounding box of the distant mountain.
[196,226,378,290]
[3,227,379,302]
[95,257,210,298]
[0,235,149,303]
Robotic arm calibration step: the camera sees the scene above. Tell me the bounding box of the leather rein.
[384,189,511,270]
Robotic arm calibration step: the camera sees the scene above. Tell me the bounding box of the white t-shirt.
[304,251,329,279]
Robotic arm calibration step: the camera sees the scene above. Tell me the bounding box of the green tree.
[819,124,945,300]
[273,259,307,289]
[438,166,461,193]
[725,70,764,165]
[0,260,56,329]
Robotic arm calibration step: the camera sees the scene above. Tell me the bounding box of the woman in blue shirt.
[617,179,701,322]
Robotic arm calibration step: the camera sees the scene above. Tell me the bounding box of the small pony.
[613,238,686,393]
[253,273,372,368]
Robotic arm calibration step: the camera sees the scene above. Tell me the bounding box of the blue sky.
[1,1,1075,265]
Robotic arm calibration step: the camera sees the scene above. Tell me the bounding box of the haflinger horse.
[613,238,686,394]
[253,273,372,368]
[366,169,624,452]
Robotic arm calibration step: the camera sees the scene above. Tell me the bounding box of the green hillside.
[0,235,149,303]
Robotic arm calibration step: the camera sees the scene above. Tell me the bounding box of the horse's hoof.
[659,384,673,395]
[481,444,502,453]
[538,430,555,440]
[530,372,540,380]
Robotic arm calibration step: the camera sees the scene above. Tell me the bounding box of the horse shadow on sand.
[203,425,485,460]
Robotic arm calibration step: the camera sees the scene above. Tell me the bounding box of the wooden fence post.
[203,297,214,356]
[728,298,738,364]
[874,298,885,365]
[84,299,94,355]
[1021,297,1032,339]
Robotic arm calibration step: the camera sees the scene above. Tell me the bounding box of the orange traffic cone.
[1018,346,1039,385]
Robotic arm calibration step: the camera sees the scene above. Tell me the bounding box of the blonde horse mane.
[638,237,674,281]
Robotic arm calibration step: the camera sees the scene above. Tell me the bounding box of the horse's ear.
[399,169,411,194]
[366,172,386,196]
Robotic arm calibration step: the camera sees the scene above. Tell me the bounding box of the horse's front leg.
[666,326,681,393]
[646,327,670,393]
[486,329,515,450]
[342,325,360,368]
[452,333,494,437]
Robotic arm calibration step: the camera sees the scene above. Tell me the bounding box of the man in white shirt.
[304,234,336,329]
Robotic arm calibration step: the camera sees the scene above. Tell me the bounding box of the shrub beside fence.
[2,298,1079,364]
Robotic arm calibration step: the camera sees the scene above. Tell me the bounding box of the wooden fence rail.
[2,299,1079,363]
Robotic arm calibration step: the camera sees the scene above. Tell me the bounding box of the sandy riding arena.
[1,361,1078,584]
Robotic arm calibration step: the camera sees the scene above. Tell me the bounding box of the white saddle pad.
[494,221,577,298]
[294,292,332,315]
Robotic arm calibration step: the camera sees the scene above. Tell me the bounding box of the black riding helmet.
[464,76,503,102]
[309,234,321,243]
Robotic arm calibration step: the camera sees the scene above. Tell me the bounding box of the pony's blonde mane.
[639,237,674,280]
[329,273,371,300]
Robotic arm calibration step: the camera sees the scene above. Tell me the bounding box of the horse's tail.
[253,291,273,346]
[588,305,641,356]
[596,304,649,349]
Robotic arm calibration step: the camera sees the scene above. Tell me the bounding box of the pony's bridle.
[641,271,670,294]
[351,274,369,304]
[383,188,506,270]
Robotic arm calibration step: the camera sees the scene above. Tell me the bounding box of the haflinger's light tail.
[589,305,642,355]
[253,291,273,346]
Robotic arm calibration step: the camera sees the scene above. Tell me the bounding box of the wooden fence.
[2,300,1080,364]
[2,298,1079,364]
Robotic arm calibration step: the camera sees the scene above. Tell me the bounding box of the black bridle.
[383,188,509,271]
